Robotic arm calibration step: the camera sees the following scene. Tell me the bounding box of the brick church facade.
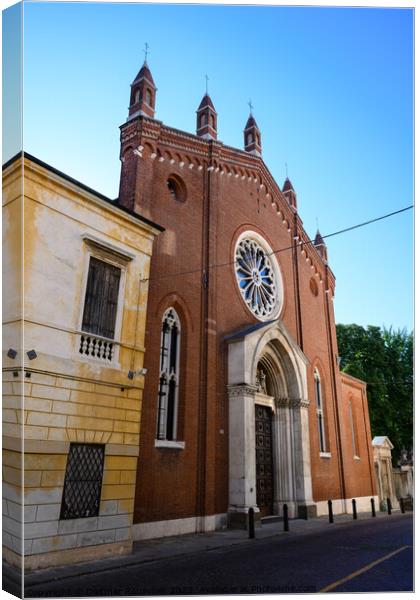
[118,60,377,539]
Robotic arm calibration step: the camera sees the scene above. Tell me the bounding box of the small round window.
[167,176,186,203]
[234,232,283,321]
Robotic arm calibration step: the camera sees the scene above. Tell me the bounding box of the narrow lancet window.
[314,369,327,453]
[156,308,181,441]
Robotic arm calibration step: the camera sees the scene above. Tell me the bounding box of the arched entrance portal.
[226,320,317,528]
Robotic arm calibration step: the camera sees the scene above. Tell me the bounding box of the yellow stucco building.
[2,153,163,570]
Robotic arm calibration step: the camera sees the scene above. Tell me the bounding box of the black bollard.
[248,507,255,538]
[283,503,289,532]
[370,497,376,517]
[399,498,405,514]
[328,499,334,523]
[387,497,392,515]
[352,498,357,520]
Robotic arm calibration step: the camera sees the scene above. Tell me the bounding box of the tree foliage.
[336,324,413,464]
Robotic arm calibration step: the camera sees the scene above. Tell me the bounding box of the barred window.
[60,443,105,520]
[314,369,327,453]
[156,308,181,441]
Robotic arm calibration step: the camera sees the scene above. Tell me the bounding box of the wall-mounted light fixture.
[27,350,37,360]
[7,348,17,359]
[127,367,148,380]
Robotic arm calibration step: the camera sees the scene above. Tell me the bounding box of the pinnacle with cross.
[205,74,209,95]
[248,99,254,115]
[143,42,150,64]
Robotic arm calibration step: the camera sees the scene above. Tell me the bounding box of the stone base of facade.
[132,513,227,541]
[315,495,380,516]
[3,546,23,570]
[17,540,132,571]
[297,502,318,520]
[227,507,261,530]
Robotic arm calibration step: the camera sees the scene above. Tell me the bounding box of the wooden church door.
[255,404,274,517]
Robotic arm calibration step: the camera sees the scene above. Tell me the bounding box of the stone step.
[261,515,283,525]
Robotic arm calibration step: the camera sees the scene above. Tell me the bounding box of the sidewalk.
[5,509,408,590]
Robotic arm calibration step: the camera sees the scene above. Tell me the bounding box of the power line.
[141,204,413,283]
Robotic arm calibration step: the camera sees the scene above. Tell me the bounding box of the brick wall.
[120,117,368,526]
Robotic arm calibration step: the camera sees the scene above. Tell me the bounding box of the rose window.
[235,236,281,320]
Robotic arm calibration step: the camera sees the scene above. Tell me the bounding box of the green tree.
[336,324,413,464]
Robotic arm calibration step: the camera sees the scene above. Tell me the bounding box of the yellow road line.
[318,545,410,593]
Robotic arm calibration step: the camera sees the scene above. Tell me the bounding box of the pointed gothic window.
[314,369,328,453]
[157,308,181,441]
[210,114,215,129]
[247,132,253,146]
[134,89,141,104]
[200,113,206,128]
[146,88,152,106]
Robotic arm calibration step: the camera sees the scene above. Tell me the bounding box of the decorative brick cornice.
[117,114,337,288]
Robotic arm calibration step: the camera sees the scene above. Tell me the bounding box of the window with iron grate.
[156,308,181,441]
[60,443,105,520]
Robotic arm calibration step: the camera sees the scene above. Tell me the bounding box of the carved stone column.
[227,384,259,528]
[272,398,294,515]
[290,398,317,518]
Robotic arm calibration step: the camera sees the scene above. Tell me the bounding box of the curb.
[9,510,410,590]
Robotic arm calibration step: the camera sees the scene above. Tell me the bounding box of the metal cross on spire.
[205,74,209,94]
[285,162,288,178]
[143,42,150,63]
[248,99,254,115]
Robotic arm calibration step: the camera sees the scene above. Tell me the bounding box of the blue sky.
[5,1,414,331]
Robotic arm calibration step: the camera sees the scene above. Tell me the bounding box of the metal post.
[352,498,357,520]
[387,497,392,515]
[248,507,255,538]
[328,499,334,523]
[283,503,289,532]
[370,497,376,517]
[399,498,405,514]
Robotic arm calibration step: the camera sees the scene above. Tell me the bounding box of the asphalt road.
[24,513,413,597]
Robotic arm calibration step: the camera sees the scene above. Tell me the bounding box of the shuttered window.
[81,257,121,339]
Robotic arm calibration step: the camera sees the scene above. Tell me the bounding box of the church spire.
[128,48,157,121]
[244,101,262,156]
[314,229,328,262]
[282,177,297,210]
[196,77,218,140]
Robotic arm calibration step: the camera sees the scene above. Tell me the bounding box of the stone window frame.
[155,307,185,450]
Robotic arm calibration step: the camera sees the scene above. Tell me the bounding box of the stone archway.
[226,320,316,527]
